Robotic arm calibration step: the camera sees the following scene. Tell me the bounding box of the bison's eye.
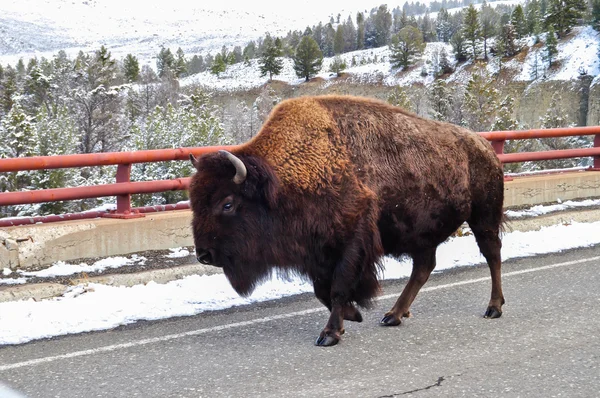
[223,202,234,212]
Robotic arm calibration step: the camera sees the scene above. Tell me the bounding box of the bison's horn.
[189,153,199,169]
[219,150,247,184]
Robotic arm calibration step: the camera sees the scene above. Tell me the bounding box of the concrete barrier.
[505,171,600,207]
[2,171,600,270]
[1,210,194,270]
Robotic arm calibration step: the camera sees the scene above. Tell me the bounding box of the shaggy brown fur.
[188,95,505,347]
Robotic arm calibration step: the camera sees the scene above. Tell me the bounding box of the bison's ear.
[260,171,279,209]
[189,153,200,170]
[243,156,280,209]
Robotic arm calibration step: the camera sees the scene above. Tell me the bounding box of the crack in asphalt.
[377,375,448,397]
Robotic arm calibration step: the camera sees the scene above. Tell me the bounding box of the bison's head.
[188,150,280,296]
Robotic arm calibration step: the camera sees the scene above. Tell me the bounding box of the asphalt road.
[1,246,599,398]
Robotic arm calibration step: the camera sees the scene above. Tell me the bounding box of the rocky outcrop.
[515,76,594,128]
[587,76,600,126]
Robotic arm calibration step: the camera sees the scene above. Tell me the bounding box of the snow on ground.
[183,42,457,92]
[505,198,600,218]
[1,199,600,345]
[165,247,191,258]
[515,26,600,82]
[18,255,147,278]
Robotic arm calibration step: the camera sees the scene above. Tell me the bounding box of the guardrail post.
[491,140,513,181]
[491,140,504,155]
[593,134,600,170]
[103,163,145,219]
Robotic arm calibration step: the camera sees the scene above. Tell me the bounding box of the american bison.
[188,95,505,347]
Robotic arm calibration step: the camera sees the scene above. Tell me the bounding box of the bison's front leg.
[314,277,368,346]
[316,221,382,346]
[314,279,364,322]
[381,248,437,326]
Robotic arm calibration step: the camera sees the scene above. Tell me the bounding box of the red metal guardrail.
[1,127,599,227]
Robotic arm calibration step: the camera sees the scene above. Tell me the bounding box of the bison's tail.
[500,212,511,237]
[352,259,384,309]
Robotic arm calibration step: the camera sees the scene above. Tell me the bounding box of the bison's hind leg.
[468,213,505,319]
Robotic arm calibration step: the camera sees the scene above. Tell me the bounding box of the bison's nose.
[196,250,213,265]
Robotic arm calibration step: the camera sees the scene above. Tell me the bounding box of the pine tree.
[491,96,526,172]
[334,25,345,55]
[428,79,452,121]
[210,54,227,77]
[243,41,257,60]
[479,1,498,59]
[322,23,336,56]
[545,0,587,38]
[439,48,453,75]
[293,36,323,82]
[450,30,468,62]
[175,48,187,77]
[72,46,123,154]
[544,27,558,67]
[372,5,393,47]
[156,47,175,78]
[329,56,347,76]
[492,96,518,131]
[593,0,600,31]
[123,54,140,83]
[0,65,17,115]
[510,5,528,39]
[343,16,357,52]
[387,86,413,111]
[389,26,426,70]
[530,52,541,80]
[0,103,36,202]
[463,4,481,60]
[15,58,26,78]
[463,65,500,131]
[356,12,366,50]
[498,23,520,57]
[187,55,204,74]
[90,45,116,87]
[420,12,437,42]
[23,64,51,115]
[526,0,543,42]
[0,102,36,158]
[31,106,79,214]
[436,8,452,42]
[495,37,506,73]
[259,44,284,82]
[232,46,243,64]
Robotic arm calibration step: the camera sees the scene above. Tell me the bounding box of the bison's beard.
[222,259,271,297]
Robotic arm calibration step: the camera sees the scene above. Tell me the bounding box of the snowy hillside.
[3,0,597,89]
[182,26,600,93]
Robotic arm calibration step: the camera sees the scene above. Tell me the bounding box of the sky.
[2,199,600,346]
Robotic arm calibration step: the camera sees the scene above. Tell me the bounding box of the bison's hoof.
[484,306,502,319]
[315,332,340,347]
[380,314,402,326]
